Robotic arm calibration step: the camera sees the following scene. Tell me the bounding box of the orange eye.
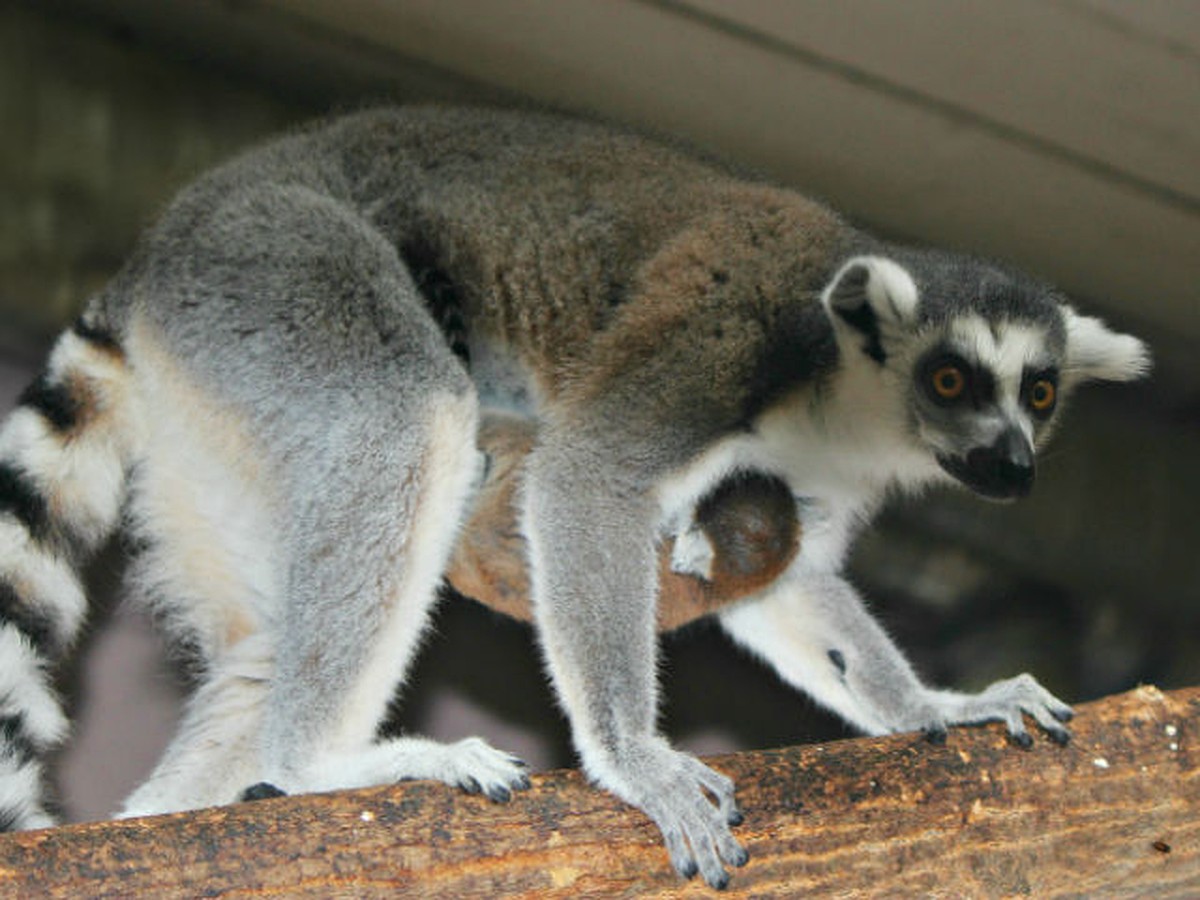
[1029,379,1056,412]
[931,365,966,400]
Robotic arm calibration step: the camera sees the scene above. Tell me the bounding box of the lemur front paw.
[599,737,748,889]
[917,673,1073,747]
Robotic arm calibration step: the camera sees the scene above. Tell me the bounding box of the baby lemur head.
[821,249,1150,500]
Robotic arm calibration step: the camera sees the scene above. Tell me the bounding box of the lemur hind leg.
[263,386,528,801]
[118,636,271,818]
[238,198,527,802]
[122,184,526,811]
[117,391,529,816]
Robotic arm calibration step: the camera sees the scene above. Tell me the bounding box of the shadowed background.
[1,0,1196,823]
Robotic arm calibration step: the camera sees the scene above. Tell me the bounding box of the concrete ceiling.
[58,0,1200,383]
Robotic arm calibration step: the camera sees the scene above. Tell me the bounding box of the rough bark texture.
[0,685,1194,898]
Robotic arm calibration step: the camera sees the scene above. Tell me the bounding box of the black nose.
[964,429,1035,499]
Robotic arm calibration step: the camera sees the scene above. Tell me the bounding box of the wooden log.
[0,684,1194,897]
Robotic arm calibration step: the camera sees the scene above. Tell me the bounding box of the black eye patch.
[917,351,994,409]
[1021,367,1059,418]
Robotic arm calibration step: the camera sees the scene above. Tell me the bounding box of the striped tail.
[0,316,134,829]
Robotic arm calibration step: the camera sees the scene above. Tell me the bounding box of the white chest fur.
[656,375,942,577]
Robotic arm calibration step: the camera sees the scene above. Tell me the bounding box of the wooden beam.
[0,684,1195,896]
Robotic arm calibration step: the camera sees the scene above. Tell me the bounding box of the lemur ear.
[1062,307,1151,383]
[822,256,919,364]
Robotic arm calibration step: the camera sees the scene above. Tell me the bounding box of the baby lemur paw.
[918,673,1073,747]
[601,737,748,889]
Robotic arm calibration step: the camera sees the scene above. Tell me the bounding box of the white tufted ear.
[1062,307,1151,383]
[822,255,919,364]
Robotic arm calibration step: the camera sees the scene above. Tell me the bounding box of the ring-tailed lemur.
[0,107,1147,887]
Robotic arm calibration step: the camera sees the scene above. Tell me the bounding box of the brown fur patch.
[550,186,846,469]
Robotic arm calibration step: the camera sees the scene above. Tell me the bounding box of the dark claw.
[240,782,287,802]
[923,726,948,745]
[508,756,529,769]
[462,777,482,795]
[1052,707,1075,724]
[485,785,512,803]
[1011,731,1034,749]
[711,870,731,891]
[728,809,745,827]
[1049,727,1072,746]
[679,860,698,880]
[732,846,750,868]
[515,775,532,791]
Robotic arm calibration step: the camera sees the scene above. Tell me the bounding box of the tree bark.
[0,684,1194,898]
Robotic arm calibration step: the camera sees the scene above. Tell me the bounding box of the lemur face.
[822,252,1150,501]
[910,316,1063,499]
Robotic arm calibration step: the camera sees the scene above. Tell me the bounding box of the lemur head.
[822,250,1150,500]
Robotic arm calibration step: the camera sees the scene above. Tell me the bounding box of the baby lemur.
[0,107,1148,887]
[449,411,800,630]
